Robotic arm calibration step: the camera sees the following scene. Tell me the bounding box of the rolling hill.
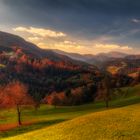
[53,50,140,73]
[102,57,140,76]
[0,84,140,139]
[0,31,91,65]
[0,31,98,72]
[3,103,140,140]
[0,31,100,106]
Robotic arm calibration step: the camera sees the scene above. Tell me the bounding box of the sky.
[0,0,140,54]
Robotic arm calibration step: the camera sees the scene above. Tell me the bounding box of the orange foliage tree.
[44,92,60,108]
[0,81,34,125]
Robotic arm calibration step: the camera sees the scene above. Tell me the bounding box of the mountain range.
[0,31,94,68]
[0,31,139,76]
[52,49,131,65]
[0,30,139,105]
[0,31,100,97]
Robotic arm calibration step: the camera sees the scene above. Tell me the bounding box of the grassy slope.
[0,84,140,139]
[4,103,140,140]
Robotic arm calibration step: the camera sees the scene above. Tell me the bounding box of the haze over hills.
[0,31,93,67]
[0,31,99,100]
[1,31,139,67]
[0,31,139,76]
[1,30,139,102]
[51,49,140,77]
[52,49,131,65]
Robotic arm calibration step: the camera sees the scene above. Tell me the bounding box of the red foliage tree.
[0,81,34,125]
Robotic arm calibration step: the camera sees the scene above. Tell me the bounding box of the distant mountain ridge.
[0,31,139,105]
[0,31,93,67]
[125,55,140,60]
[52,49,131,65]
[0,31,139,72]
[97,51,128,58]
[0,31,97,69]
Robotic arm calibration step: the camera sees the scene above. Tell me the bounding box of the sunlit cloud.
[28,36,43,42]
[94,44,132,52]
[37,42,48,48]
[13,27,66,38]
[120,46,132,50]
[54,42,84,50]
[35,41,135,54]
[95,44,120,49]
[64,40,76,45]
[12,26,136,54]
[37,41,85,53]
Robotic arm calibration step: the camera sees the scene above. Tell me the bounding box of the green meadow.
[0,84,140,140]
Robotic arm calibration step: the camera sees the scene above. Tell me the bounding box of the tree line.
[0,71,139,126]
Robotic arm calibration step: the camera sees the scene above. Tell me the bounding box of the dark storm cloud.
[1,0,140,48]
[2,0,140,14]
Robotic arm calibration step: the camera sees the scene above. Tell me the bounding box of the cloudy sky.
[0,0,140,54]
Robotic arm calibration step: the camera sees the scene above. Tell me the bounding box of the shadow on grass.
[110,96,140,108]
[0,96,139,138]
[24,96,140,120]
[0,119,67,138]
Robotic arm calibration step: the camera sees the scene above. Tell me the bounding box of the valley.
[0,1,140,139]
[0,31,139,140]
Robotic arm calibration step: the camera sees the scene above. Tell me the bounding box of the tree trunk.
[34,103,40,111]
[17,105,22,125]
[105,89,110,108]
[105,99,109,108]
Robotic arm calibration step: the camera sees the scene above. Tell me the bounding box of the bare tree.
[98,73,112,108]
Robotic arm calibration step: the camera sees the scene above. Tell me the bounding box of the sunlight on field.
[4,103,140,140]
[0,64,6,68]
[0,85,140,140]
[107,66,122,74]
[107,62,127,75]
[129,72,139,78]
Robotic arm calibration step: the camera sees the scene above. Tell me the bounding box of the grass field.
[4,103,140,140]
[0,84,140,139]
